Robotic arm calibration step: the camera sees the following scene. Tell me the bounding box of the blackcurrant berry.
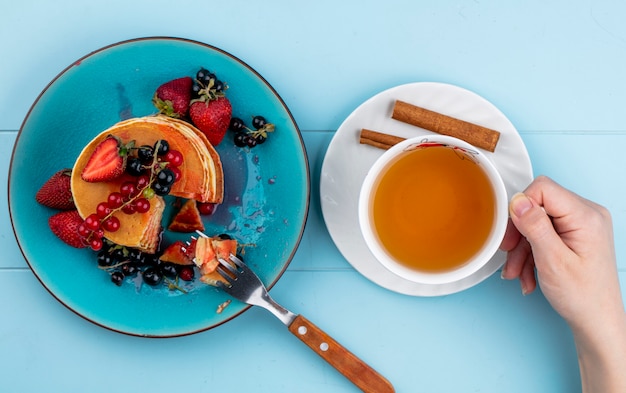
[229,117,246,132]
[128,248,145,265]
[160,262,178,279]
[196,68,210,81]
[137,145,154,163]
[126,158,145,176]
[234,132,248,147]
[121,263,139,277]
[154,140,169,156]
[213,80,224,92]
[202,72,216,85]
[143,253,160,267]
[192,83,202,97]
[252,115,267,130]
[156,168,175,187]
[111,271,124,286]
[152,182,171,196]
[246,136,258,148]
[143,267,163,286]
[255,134,267,144]
[110,247,126,262]
[97,251,115,267]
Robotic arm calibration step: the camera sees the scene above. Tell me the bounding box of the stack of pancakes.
[71,116,224,253]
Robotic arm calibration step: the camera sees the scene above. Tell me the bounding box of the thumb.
[509,193,567,262]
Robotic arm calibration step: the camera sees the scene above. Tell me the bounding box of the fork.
[194,232,394,393]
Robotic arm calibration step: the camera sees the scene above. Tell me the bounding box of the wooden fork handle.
[288,315,395,393]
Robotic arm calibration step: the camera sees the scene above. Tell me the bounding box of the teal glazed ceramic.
[8,37,309,337]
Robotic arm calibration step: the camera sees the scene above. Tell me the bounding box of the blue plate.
[8,37,309,337]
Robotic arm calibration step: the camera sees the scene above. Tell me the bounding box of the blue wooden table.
[2,1,625,392]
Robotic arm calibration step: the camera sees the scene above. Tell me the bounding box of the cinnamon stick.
[359,128,404,150]
[391,100,500,152]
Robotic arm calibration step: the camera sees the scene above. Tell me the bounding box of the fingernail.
[510,193,532,218]
[521,282,529,296]
[500,264,507,280]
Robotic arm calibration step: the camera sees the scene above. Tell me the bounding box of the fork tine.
[195,230,209,238]
[214,280,229,290]
[216,265,235,285]
[217,257,238,275]
[228,254,245,268]
[182,236,198,253]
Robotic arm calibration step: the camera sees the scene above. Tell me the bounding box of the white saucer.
[319,82,533,296]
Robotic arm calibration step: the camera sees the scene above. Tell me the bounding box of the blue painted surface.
[2,1,625,392]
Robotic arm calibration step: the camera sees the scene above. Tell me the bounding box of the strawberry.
[153,77,193,118]
[48,210,87,248]
[81,136,128,183]
[36,169,74,210]
[189,97,232,146]
[188,73,232,146]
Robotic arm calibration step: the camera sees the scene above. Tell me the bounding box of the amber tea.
[371,145,495,273]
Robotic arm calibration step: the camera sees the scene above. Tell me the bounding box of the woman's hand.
[500,176,626,393]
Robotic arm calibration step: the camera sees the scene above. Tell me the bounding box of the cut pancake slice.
[71,116,224,253]
[159,240,194,266]
[168,199,204,233]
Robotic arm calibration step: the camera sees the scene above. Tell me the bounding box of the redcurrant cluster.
[77,139,184,251]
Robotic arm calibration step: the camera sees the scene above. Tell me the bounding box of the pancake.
[71,115,224,253]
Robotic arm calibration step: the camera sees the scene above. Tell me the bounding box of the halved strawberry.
[81,136,128,182]
[153,76,193,118]
[36,169,74,210]
[48,210,87,248]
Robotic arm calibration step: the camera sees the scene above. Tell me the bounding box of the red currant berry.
[96,202,112,218]
[90,237,103,251]
[170,166,182,182]
[122,202,136,215]
[134,198,150,213]
[77,223,91,237]
[102,216,121,232]
[94,228,105,239]
[198,202,217,215]
[165,150,184,167]
[84,214,101,231]
[136,175,151,190]
[107,192,124,208]
[179,266,195,281]
[120,181,137,197]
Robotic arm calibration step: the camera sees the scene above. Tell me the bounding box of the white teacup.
[358,135,508,286]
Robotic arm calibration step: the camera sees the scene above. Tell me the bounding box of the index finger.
[523,176,597,222]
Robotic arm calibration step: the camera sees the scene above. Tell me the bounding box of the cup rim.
[358,135,508,285]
